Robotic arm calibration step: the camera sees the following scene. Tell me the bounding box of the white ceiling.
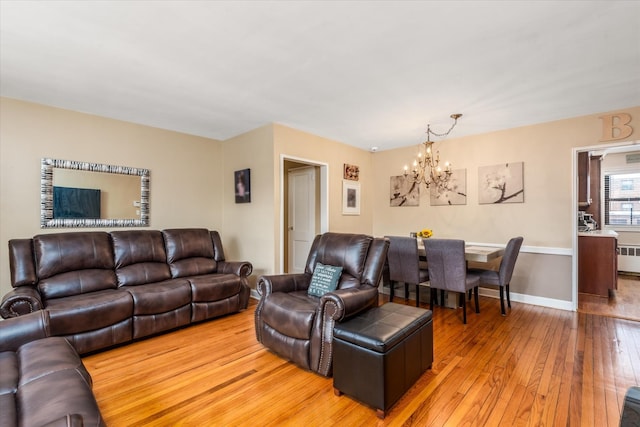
[1,1,639,151]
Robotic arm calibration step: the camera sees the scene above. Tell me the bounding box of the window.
[604,172,640,226]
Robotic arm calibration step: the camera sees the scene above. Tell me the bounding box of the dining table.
[416,240,505,263]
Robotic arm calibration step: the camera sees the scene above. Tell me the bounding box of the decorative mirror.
[40,158,150,228]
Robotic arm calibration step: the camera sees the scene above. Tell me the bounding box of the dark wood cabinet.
[578,234,618,297]
[578,151,591,208]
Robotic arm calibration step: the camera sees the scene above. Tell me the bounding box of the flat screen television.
[53,186,101,219]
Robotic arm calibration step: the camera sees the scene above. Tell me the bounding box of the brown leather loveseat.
[0,310,105,427]
[1,228,252,355]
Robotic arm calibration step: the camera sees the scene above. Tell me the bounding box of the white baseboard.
[477,287,574,311]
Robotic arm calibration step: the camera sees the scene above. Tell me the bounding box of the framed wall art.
[234,168,251,203]
[478,162,524,204]
[343,164,359,181]
[390,175,419,207]
[430,169,467,206]
[342,180,360,215]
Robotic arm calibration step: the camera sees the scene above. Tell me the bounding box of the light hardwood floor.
[579,274,640,322]
[83,295,640,426]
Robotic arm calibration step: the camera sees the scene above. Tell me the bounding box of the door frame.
[279,154,329,273]
[572,139,640,311]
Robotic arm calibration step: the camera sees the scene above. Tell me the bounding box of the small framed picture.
[343,164,359,181]
[234,168,251,203]
[342,180,360,215]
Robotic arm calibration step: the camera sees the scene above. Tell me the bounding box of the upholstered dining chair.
[469,236,523,316]
[254,232,389,377]
[423,238,480,324]
[385,236,429,307]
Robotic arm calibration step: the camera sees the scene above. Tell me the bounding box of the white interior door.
[288,167,316,274]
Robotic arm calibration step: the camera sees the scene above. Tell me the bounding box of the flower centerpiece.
[416,228,433,238]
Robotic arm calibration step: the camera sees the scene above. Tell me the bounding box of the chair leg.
[461,293,467,324]
[474,287,480,313]
[404,283,409,300]
[415,284,420,307]
[468,289,472,301]
[429,288,435,311]
[506,284,511,308]
[389,281,394,302]
[440,290,445,307]
[499,286,506,316]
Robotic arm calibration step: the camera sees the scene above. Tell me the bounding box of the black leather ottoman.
[332,302,433,419]
[621,386,640,426]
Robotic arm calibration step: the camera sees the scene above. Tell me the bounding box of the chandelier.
[404,113,462,190]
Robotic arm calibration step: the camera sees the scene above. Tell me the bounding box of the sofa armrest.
[0,310,50,352]
[321,286,378,322]
[257,273,310,296]
[0,286,44,319]
[217,260,253,278]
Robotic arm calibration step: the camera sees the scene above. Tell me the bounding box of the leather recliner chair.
[254,232,389,377]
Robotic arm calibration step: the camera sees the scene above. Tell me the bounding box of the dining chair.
[469,236,523,316]
[423,238,480,324]
[385,236,429,307]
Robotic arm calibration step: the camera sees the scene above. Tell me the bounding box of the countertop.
[578,229,619,238]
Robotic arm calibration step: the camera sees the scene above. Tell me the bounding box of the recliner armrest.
[0,310,50,352]
[257,273,310,296]
[0,286,43,319]
[217,260,253,278]
[321,286,378,322]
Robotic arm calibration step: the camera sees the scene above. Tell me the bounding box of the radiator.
[618,245,640,273]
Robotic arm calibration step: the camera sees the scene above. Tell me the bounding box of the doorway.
[574,141,640,321]
[280,156,329,273]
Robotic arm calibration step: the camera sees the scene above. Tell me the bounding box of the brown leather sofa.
[254,232,389,377]
[0,310,105,427]
[1,228,252,354]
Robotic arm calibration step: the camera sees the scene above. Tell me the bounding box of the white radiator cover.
[618,245,640,273]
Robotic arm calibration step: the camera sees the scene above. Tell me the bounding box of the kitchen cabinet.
[578,231,618,297]
[578,151,591,208]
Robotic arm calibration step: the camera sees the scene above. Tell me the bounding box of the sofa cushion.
[17,338,91,388]
[0,352,18,394]
[261,291,316,340]
[162,229,217,278]
[38,270,117,301]
[0,392,18,427]
[111,230,172,286]
[34,231,117,300]
[17,368,103,427]
[188,274,243,302]
[45,289,133,335]
[34,232,114,279]
[124,279,191,315]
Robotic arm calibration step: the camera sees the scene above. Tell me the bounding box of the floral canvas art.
[430,169,467,206]
[478,162,524,204]
[390,175,419,207]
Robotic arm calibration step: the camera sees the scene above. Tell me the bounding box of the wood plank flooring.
[83,295,640,426]
[579,274,640,322]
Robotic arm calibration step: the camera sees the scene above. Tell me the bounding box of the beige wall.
[0,97,225,297]
[372,106,640,304]
[222,124,275,286]
[2,96,639,308]
[221,123,375,286]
